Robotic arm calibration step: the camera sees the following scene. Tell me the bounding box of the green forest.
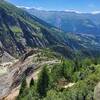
[17,56,100,100]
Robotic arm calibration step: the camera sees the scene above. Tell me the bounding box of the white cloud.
[17,6,43,10]
[17,6,100,14]
[64,9,100,14]
[65,9,83,13]
[91,11,100,14]
[17,6,32,9]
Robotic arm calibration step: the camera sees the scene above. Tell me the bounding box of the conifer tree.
[37,65,49,97]
[19,76,27,95]
[30,78,34,87]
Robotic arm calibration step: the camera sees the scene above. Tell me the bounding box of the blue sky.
[7,0,100,13]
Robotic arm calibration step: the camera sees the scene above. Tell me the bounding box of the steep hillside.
[0,1,100,60]
[25,8,100,35]
[0,1,73,58]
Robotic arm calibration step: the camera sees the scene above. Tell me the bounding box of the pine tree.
[62,59,74,81]
[30,78,34,87]
[18,75,27,97]
[37,65,49,97]
[74,57,80,71]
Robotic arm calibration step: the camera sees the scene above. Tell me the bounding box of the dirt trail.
[64,83,75,88]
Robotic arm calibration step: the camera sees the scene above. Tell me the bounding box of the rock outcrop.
[94,82,100,100]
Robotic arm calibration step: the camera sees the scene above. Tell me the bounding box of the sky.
[7,0,100,13]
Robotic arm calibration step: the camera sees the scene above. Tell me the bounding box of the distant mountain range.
[24,8,100,35]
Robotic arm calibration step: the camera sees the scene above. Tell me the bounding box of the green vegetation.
[37,66,49,97]
[17,76,27,99]
[17,57,100,100]
[10,26,22,33]
[30,78,34,87]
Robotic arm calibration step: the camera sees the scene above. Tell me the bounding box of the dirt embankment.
[0,49,60,100]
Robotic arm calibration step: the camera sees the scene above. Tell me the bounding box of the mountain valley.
[0,1,100,100]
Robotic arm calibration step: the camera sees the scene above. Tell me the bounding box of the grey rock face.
[94,82,100,100]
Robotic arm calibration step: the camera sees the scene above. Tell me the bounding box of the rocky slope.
[0,48,60,99]
[0,1,100,59]
[0,1,71,58]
